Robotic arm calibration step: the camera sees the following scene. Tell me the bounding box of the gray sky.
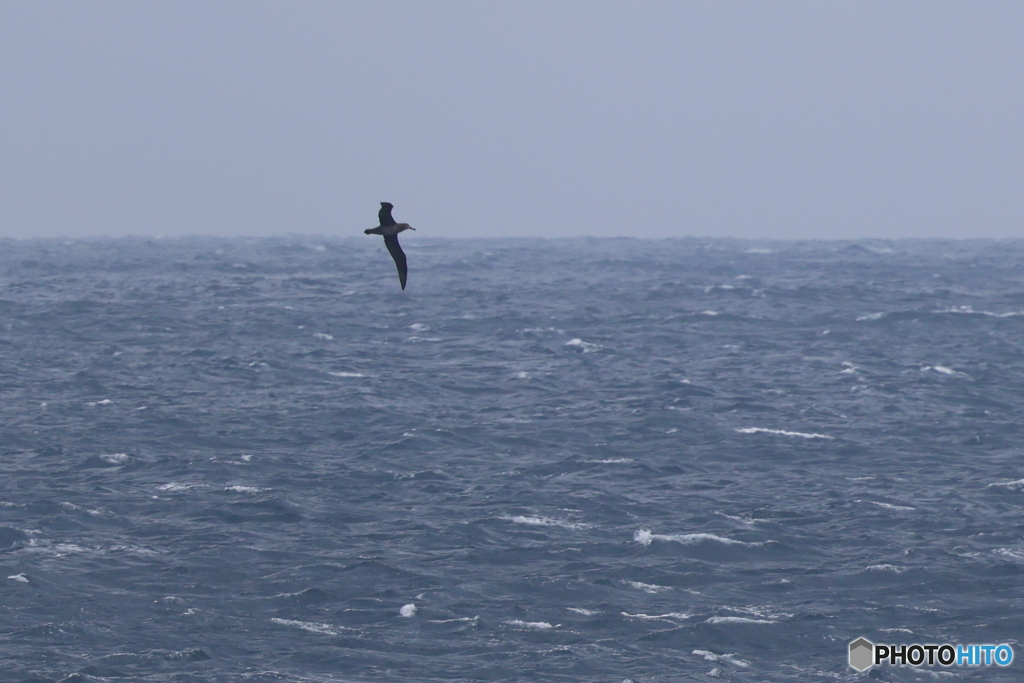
[1,2,1021,239]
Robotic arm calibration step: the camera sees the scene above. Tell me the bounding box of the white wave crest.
[693,650,750,667]
[863,500,915,511]
[157,482,206,492]
[921,365,969,377]
[568,607,599,616]
[505,620,558,629]
[565,338,600,352]
[503,515,586,530]
[735,427,833,439]
[994,548,1024,562]
[622,611,690,621]
[270,618,348,635]
[427,616,479,624]
[430,614,481,626]
[634,529,766,547]
[625,580,669,593]
[705,615,777,625]
[989,479,1024,491]
[936,305,1024,317]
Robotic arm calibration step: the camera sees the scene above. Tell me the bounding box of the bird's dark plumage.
[364,202,414,290]
[378,202,397,227]
[383,234,408,290]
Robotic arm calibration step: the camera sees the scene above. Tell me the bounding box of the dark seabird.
[364,202,415,290]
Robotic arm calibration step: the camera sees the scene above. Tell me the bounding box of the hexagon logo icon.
[849,637,874,671]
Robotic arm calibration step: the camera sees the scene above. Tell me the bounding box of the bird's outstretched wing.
[383,234,408,290]
[378,202,397,227]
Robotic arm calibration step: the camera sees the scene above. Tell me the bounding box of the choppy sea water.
[2,236,1024,682]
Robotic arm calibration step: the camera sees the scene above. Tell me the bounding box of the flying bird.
[364,202,415,290]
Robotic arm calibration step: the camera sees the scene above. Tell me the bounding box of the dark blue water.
[2,237,1023,682]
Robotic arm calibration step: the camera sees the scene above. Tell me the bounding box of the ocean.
[1,236,1023,682]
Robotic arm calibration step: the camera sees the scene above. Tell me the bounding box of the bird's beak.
[408,226,416,230]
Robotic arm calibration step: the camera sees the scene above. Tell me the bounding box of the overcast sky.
[1,2,1021,240]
